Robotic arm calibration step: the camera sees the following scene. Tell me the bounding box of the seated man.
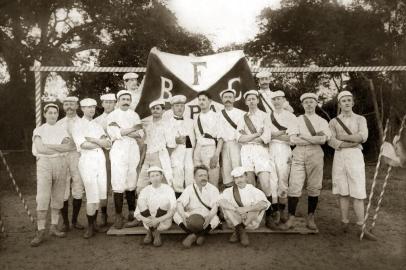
[134,166,177,247]
[219,167,270,247]
[173,165,220,248]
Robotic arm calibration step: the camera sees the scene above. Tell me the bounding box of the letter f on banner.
[161,76,173,99]
[191,62,207,85]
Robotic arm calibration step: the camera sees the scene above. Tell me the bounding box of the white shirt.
[235,109,271,145]
[135,184,177,217]
[218,108,245,141]
[270,109,298,143]
[93,112,110,132]
[291,114,332,140]
[106,108,142,141]
[57,115,81,138]
[194,110,220,146]
[168,115,195,148]
[32,123,70,157]
[178,183,220,215]
[220,184,270,208]
[71,117,107,153]
[144,119,176,154]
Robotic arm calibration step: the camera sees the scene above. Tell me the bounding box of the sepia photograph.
[0,0,405,269]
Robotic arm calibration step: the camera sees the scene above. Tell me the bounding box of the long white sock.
[353,199,365,225]
[37,210,47,230]
[51,208,60,225]
[339,196,350,223]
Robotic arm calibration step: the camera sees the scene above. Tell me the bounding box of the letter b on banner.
[161,76,173,99]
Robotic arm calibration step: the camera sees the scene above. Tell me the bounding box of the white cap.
[219,88,236,98]
[271,90,285,99]
[44,103,59,112]
[300,93,318,102]
[123,72,139,80]
[231,167,246,177]
[147,166,164,174]
[256,70,271,79]
[100,93,116,101]
[117,90,132,99]
[80,98,97,107]
[170,95,187,105]
[149,99,165,109]
[62,96,79,103]
[243,90,259,99]
[337,91,353,101]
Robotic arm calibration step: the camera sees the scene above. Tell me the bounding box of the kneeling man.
[219,167,270,246]
[134,166,177,247]
[173,165,220,248]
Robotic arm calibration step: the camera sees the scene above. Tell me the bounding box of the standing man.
[123,72,141,111]
[168,95,195,198]
[218,88,244,188]
[235,90,277,229]
[256,70,294,113]
[328,91,376,240]
[193,91,223,188]
[93,93,116,227]
[72,98,111,238]
[280,93,331,231]
[137,99,176,193]
[57,96,85,231]
[30,103,75,247]
[107,90,144,229]
[219,167,270,247]
[268,91,298,222]
[173,165,220,248]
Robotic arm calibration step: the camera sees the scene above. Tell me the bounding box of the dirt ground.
[0,152,405,270]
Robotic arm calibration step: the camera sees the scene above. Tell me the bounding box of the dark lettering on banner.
[189,105,201,119]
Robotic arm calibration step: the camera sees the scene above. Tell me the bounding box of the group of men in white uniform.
[30,71,377,248]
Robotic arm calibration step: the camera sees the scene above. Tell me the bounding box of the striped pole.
[360,118,390,240]
[34,71,42,127]
[0,150,36,227]
[370,114,406,230]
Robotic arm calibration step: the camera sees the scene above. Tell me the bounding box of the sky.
[168,0,280,49]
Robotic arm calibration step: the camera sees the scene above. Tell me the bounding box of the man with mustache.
[173,165,220,248]
[168,95,195,198]
[328,91,377,240]
[57,96,85,232]
[219,167,270,247]
[71,98,111,238]
[280,93,331,231]
[218,88,245,188]
[256,70,294,113]
[107,90,144,229]
[235,90,278,230]
[137,99,176,194]
[93,93,116,227]
[193,91,223,188]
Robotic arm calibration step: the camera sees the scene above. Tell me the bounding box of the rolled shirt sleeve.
[328,119,344,150]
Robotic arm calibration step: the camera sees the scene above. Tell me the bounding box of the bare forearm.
[339,142,359,148]
[80,142,99,150]
[339,134,363,143]
[245,201,268,212]
[46,144,74,152]
[238,134,260,143]
[300,135,326,145]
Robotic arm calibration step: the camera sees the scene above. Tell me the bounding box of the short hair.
[194,165,209,175]
[197,91,211,100]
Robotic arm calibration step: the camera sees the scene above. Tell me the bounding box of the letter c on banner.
[161,76,173,99]
[228,77,242,101]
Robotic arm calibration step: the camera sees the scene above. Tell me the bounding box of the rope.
[369,115,406,230]
[360,118,389,240]
[29,65,406,73]
[0,150,36,228]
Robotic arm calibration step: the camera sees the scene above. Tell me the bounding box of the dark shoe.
[239,228,249,246]
[124,218,140,228]
[196,236,205,246]
[59,222,70,233]
[306,213,318,230]
[229,231,239,243]
[265,215,278,230]
[342,222,349,233]
[278,215,295,231]
[100,213,108,227]
[49,225,66,238]
[114,214,124,229]
[153,230,162,247]
[182,234,197,248]
[30,230,46,247]
[143,230,153,245]
[83,215,95,239]
[128,211,135,222]
[280,211,289,224]
[72,221,85,230]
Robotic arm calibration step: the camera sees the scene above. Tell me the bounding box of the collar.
[173,116,184,120]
